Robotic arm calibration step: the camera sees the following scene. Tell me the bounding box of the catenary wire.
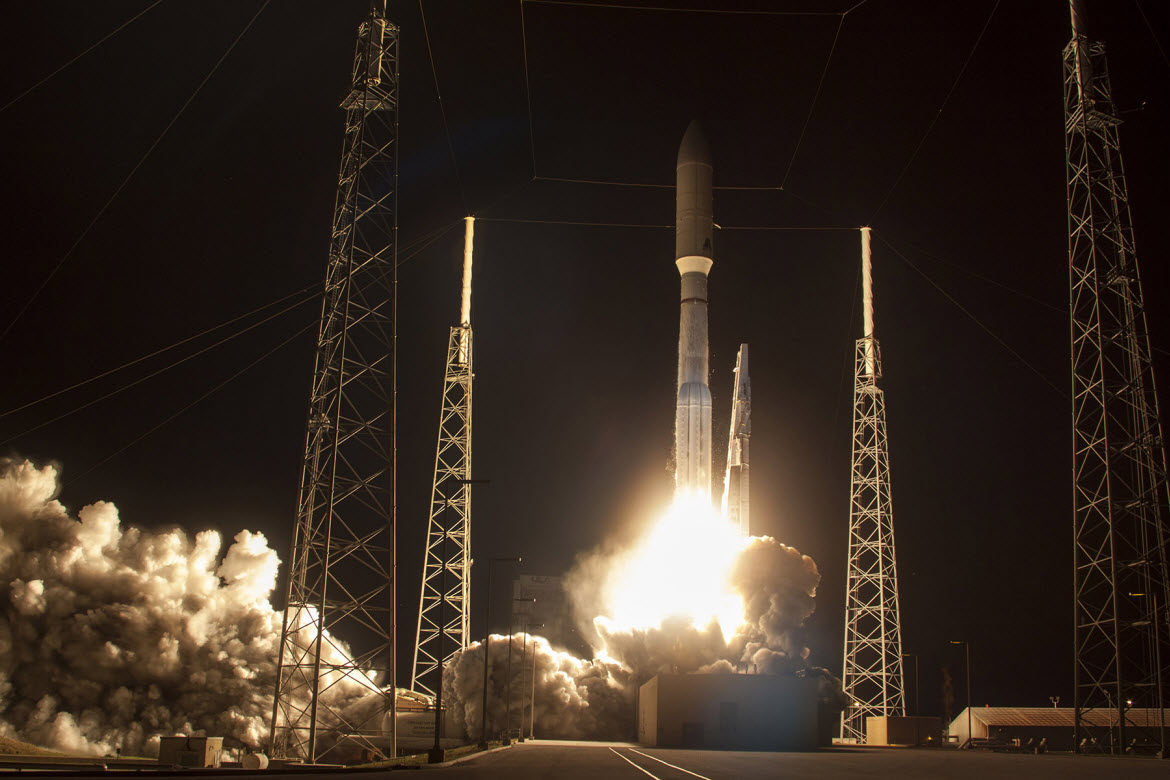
[1,288,316,446]
[0,0,167,114]
[832,255,862,443]
[534,176,786,190]
[518,2,841,191]
[1,224,453,422]
[1,283,320,420]
[867,0,1001,223]
[0,0,272,343]
[1133,0,1170,71]
[519,0,539,177]
[63,321,317,488]
[781,13,846,189]
[419,0,469,214]
[878,233,1067,398]
[526,0,842,16]
[2,219,462,443]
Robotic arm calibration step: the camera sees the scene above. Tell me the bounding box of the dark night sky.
[2,0,1168,723]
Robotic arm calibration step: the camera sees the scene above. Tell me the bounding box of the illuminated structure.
[1064,0,1169,754]
[674,121,715,498]
[269,2,399,761]
[721,344,751,536]
[840,228,905,743]
[412,217,476,697]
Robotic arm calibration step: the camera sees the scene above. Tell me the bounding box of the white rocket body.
[674,122,714,497]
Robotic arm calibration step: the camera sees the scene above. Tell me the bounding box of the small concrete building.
[638,673,820,751]
[948,707,1169,751]
[157,736,223,767]
[866,716,943,746]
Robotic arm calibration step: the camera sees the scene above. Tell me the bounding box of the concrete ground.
[7,741,1165,778]
[422,740,1168,779]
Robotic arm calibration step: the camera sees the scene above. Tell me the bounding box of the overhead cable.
[0,0,272,343]
[0,0,167,114]
[419,0,469,213]
[867,0,1002,223]
[878,234,1066,399]
[63,321,316,488]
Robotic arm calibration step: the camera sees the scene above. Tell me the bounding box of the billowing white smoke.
[444,634,633,742]
[441,529,843,741]
[0,459,289,756]
[1,457,840,752]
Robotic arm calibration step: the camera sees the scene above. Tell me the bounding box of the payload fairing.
[674,121,715,497]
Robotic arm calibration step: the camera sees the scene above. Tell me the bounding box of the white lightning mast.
[412,217,476,697]
[840,227,906,743]
[721,344,751,536]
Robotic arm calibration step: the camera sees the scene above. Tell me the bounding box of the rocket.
[674,121,714,497]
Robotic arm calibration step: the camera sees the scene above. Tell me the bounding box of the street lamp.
[1128,591,1166,759]
[515,614,531,743]
[479,556,521,749]
[950,641,971,748]
[505,597,536,743]
[527,622,544,741]
[901,653,919,717]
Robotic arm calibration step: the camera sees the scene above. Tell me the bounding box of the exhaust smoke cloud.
[0,459,288,756]
[1,459,838,752]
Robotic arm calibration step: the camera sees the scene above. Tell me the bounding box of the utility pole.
[1064,0,1170,756]
[269,1,400,763]
[841,227,906,743]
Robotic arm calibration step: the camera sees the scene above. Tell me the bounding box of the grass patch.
[0,736,67,757]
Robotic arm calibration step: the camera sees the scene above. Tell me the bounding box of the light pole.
[901,653,918,716]
[950,641,971,747]
[515,614,529,743]
[528,622,544,740]
[505,597,535,743]
[479,556,520,749]
[1128,591,1166,759]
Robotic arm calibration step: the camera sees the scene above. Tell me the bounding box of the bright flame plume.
[597,491,749,643]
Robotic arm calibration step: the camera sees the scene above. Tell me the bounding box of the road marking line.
[628,747,713,780]
[609,747,662,779]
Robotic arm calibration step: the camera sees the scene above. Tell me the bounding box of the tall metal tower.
[1065,0,1169,755]
[412,217,476,697]
[269,2,400,762]
[721,344,751,536]
[840,227,905,743]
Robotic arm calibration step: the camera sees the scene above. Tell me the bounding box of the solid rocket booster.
[674,121,714,496]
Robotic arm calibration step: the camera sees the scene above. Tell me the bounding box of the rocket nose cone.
[677,120,711,168]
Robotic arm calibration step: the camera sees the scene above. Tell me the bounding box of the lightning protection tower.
[412,217,476,697]
[269,1,400,762]
[1065,0,1169,755]
[841,227,905,743]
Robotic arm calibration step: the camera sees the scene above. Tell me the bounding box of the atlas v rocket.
[674,121,715,496]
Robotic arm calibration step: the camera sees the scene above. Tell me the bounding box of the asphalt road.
[427,740,1169,779]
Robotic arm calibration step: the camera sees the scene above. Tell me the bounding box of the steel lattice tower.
[412,218,476,697]
[841,228,905,743]
[1065,0,1169,755]
[269,2,400,762]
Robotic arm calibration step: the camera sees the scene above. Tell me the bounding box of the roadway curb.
[423,743,513,769]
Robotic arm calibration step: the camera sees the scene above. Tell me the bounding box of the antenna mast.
[841,227,906,743]
[269,1,400,762]
[412,218,476,697]
[1064,0,1169,755]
